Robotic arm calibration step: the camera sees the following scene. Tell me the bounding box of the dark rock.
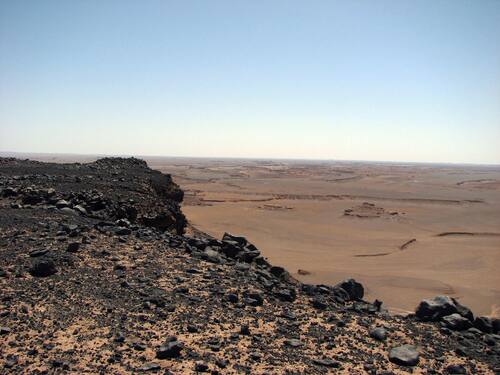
[243,290,264,306]
[114,332,125,343]
[29,258,57,277]
[156,341,183,359]
[4,356,18,368]
[452,298,474,321]
[187,324,198,333]
[215,358,228,368]
[312,297,327,310]
[330,287,347,304]
[415,296,457,321]
[74,205,87,215]
[275,288,296,302]
[115,227,131,236]
[250,352,262,361]
[238,249,260,263]
[226,293,239,303]
[270,266,286,278]
[312,358,340,368]
[240,324,251,335]
[369,327,387,341]
[22,191,43,205]
[114,263,127,271]
[201,248,221,263]
[141,212,177,233]
[60,207,77,215]
[284,338,302,347]
[280,310,296,320]
[474,316,493,333]
[55,199,70,209]
[67,242,80,253]
[194,362,209,372]
[29,249,49,257]
[234,262,250,272]
[220,241,242,258]
[133,342,147,351]
[334,278,364,300]
[222,232,247,246]
[137,363,161,372]
[2,187,18,197]
[445,364,467,374]
[483,334,497,346]
[442,314,472,331]
[388,345,419,366]
[493,318,500,334]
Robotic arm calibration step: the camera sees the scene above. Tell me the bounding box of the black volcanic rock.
[445,364,467,374]
[442,313,472,331]
[313,358,340,368]
[388,345,419,366]
[29,258,57,277]
[156,341,183,359]
[369,327,387,341]
[452,298,474,321]
[67,242,80,253]
[222,232,248,246]
[335,278,364,301]
[474,316,493,333]
[415,295,458,321]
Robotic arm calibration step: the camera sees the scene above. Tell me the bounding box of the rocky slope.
[0,157,498,374]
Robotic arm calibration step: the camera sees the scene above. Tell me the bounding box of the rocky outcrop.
[0,157,186,234]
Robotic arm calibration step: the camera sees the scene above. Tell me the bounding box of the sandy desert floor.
[7,153,500,316]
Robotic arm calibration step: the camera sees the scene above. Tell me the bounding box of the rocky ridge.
[0,157,499,374]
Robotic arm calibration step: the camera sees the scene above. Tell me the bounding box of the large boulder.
[334,279,364,301]
[415,296,458,321]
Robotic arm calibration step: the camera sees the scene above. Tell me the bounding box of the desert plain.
[7,153,500,316]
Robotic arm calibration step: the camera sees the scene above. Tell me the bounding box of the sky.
[0,1,499,164]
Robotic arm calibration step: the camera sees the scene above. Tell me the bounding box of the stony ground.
[0,157,499,374]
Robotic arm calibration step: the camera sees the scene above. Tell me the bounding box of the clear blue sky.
[1,1,499,163]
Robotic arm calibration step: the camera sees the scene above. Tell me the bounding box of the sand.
[6,153,500,316]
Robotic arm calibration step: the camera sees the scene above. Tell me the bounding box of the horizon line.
[1,150,499,167]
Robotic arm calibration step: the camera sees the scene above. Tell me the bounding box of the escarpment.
[0,157,498,374]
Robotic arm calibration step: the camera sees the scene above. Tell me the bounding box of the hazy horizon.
[1,1,500,164]
[2,150,500,168]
